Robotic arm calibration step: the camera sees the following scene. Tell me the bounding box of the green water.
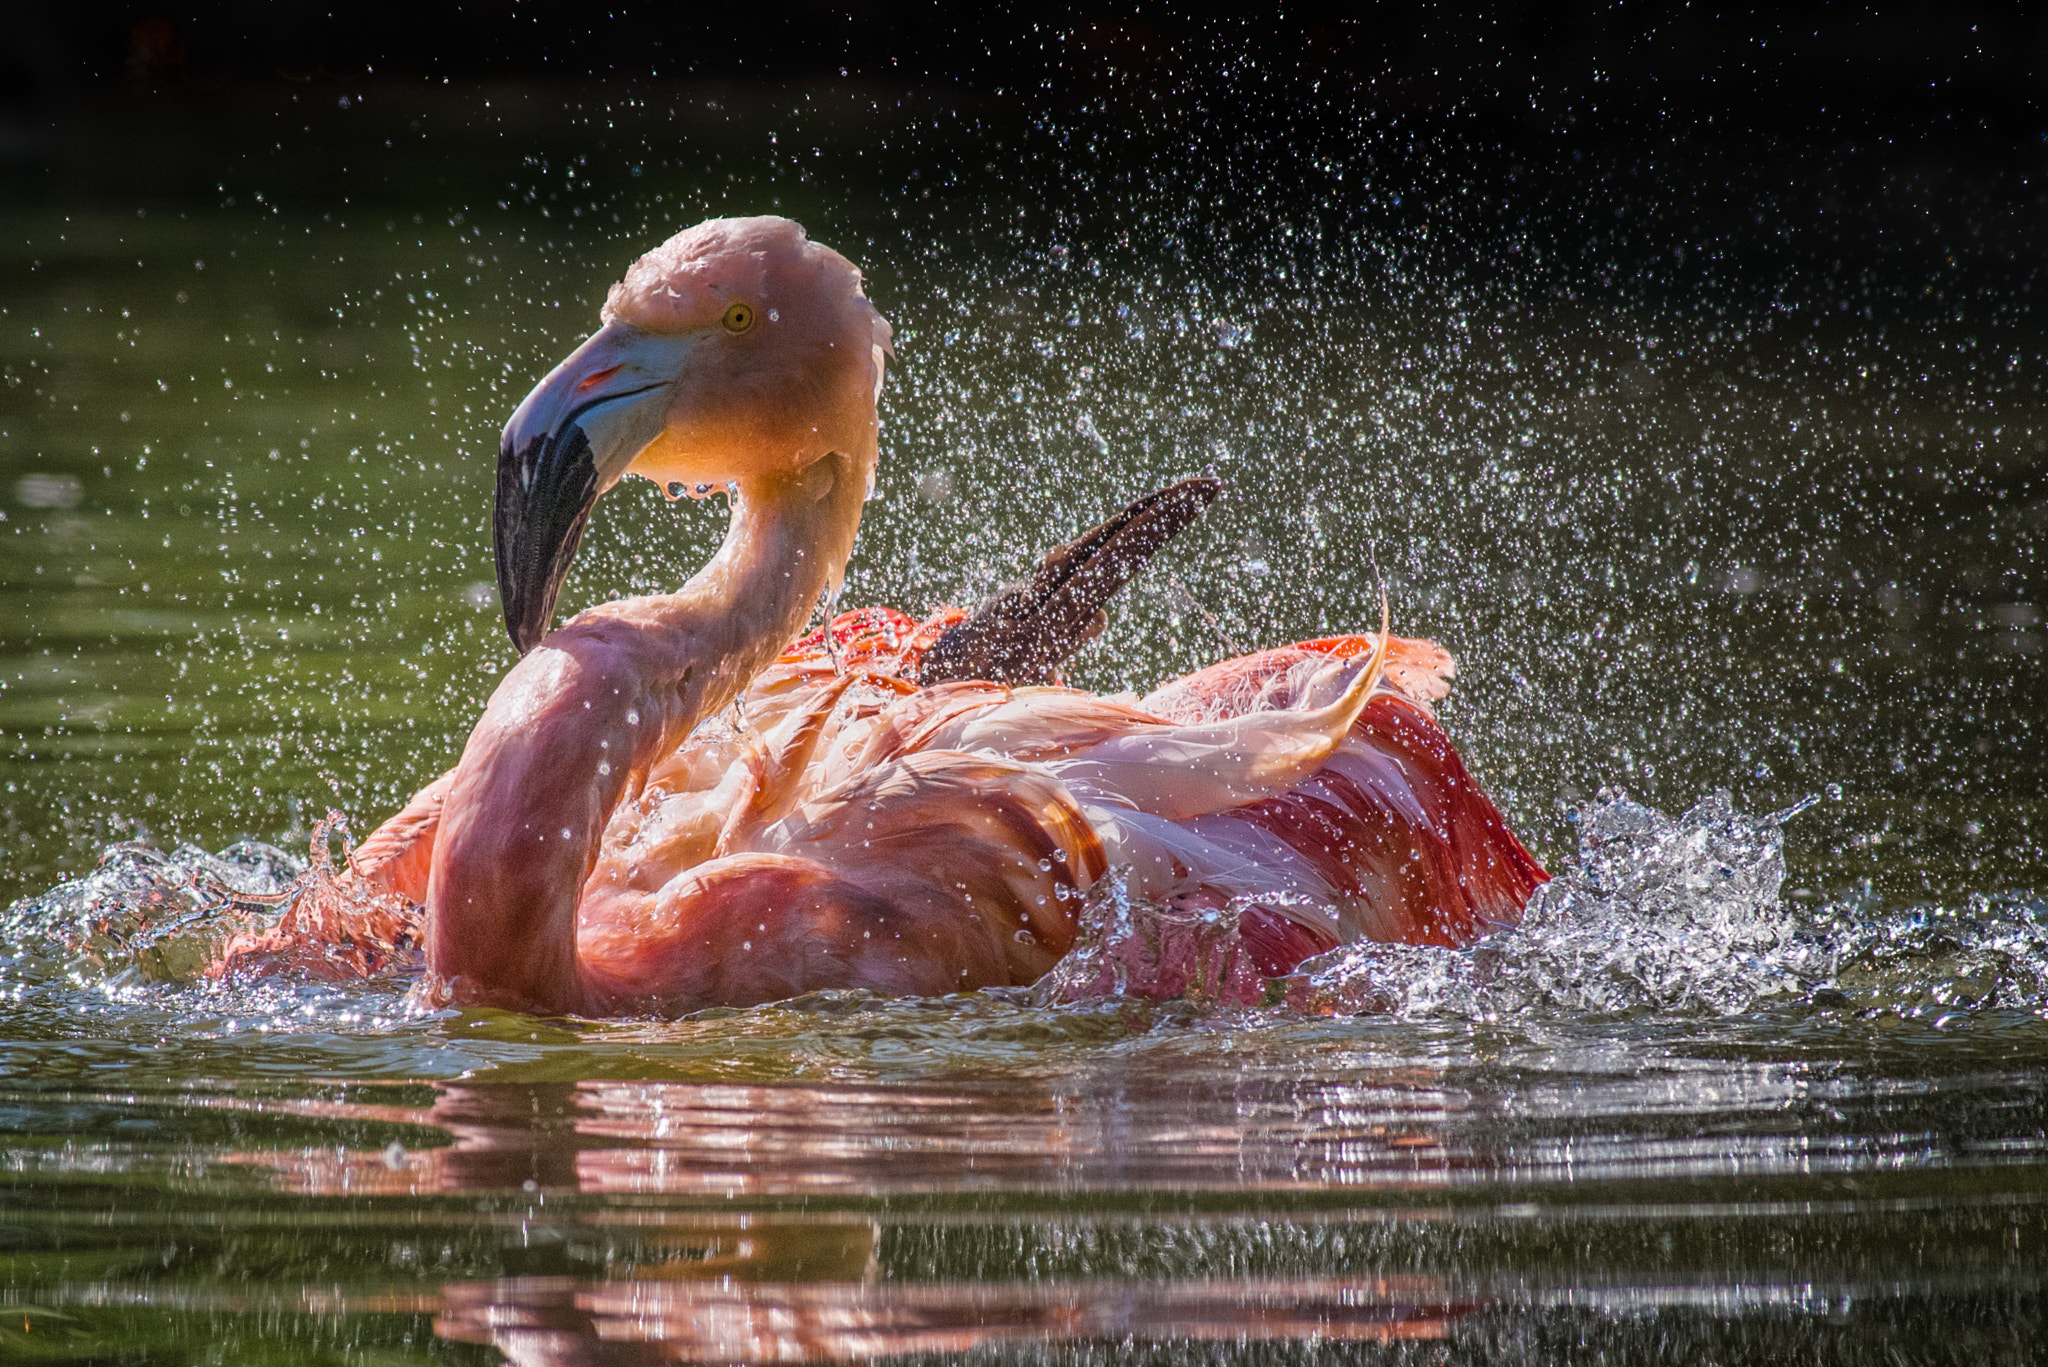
[0,77,2044,1362]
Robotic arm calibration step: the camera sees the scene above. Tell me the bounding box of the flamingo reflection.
[222,1075,1472,1361]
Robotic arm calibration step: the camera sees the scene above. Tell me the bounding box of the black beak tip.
[493,428,600,660]
[504,601,545,657]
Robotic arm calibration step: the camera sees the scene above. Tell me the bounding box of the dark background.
[6,4,2045,105]
[7,4,2047,153]
[11,6,2047,311]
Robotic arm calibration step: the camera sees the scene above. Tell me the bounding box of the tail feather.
[918,477,1223,686]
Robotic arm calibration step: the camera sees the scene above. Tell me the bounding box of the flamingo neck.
[424,451,870,1014]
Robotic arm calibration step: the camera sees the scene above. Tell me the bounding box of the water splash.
[1823,891,2048,1019]
[1277,790,1823,1019]
[1032,873,1267,1008]
[8,792,2045,1030]
[1,839,294,985]
[0,813,421,987]
[1283,790,2048,1022]
[1036,790,2048,1024]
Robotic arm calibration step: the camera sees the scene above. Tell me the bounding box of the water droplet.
[560,827,572,841]
[1825,783,1844,801]
[1014,929,1037,945]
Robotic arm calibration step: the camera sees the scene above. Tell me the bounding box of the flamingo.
[270,216,1543,1016]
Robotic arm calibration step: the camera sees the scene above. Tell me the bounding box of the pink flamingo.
[293,216,1542,1015]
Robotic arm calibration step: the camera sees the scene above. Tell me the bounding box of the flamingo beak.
[495,322,689,654]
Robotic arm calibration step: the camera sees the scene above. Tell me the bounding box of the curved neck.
[425,452,870,1013]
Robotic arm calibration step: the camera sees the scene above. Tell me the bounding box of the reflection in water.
[246,1070,1468,1197]
[238,1048,2043,1204]
[230,1077,1472,1360]
[435,1275,1456,1364]
[1,1036,2041,1362]
[168,1064,2042,1362]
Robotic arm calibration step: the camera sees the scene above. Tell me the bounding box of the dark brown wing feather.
[918,477,1223,686]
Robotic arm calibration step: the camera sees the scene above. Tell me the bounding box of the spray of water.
[1281,790,1830,1019]
[0,813,419,988]
[1032,874,1268,1010]
[7,791,2044,1027]
[1040,790,2048,1024]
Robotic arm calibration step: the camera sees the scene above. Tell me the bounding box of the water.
[3,62,2046,1363]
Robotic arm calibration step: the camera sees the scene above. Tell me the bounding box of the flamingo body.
[336,606,1543,1011]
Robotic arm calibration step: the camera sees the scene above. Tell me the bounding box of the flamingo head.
[495,215,893,654]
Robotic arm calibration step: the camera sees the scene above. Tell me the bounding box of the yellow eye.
[721,302,754,333]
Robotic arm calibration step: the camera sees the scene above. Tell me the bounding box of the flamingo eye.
[721,302,755,333]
